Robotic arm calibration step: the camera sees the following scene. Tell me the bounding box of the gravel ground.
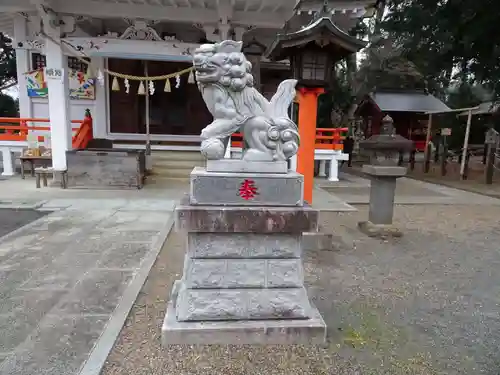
[101,204,500,375]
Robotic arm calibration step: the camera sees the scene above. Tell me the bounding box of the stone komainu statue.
[193,40,300,161]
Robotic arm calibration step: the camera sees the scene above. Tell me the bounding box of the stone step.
[146,175,190,184]
[152,167,194,178]
[152,160,204,170]
[151,151,204,162]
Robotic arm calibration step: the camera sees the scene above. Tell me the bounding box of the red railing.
[230,127,348,151]
[315,127,347,150]
[0,111,93,149]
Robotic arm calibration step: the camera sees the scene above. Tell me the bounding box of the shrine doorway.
[107,58,211,139]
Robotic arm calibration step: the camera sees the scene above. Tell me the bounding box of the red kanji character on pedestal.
[238,179,259,200]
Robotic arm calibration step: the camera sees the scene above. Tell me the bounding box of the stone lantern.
[359,114,414,166]
[265,1,366,89]
[265,1,366,202]
[358,115,414,238]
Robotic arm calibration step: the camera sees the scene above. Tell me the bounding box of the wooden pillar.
[248,55,261,91]
[460,109,473,179]
[297,87,324,204]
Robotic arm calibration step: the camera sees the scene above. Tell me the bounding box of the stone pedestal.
[162,166,326,345]
[358,165,406,238]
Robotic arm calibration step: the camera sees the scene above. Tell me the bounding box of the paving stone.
[0,314,108,375]
[0,200,44,210]
[0,352,12,364]
[54,269,133,315]
[0,313,39,352]
[0,246,64,272]
[98,212,169,232]
[0,200,174,374]
[119,199,176,212]
[41,199,127,210]
[70,237,121,254]
[0,289,66,352]
[97,242,150,270]
[0,287,65,313]
[0,232,46,252]
[0,269,36,299]
[20,254,98,290]
[85,230,160,244]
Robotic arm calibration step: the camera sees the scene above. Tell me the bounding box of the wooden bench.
[20,155,52,179]
[34,167,68,189]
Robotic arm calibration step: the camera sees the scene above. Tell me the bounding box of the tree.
[0,93,17,117]
[355,43,429,97]
[382,0,500,100]
[0,32,17,92]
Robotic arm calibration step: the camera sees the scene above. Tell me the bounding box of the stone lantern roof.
[359,114,414,153]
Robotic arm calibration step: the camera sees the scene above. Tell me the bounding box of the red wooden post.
[296,87,324,204]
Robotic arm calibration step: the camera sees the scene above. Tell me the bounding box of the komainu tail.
[267,79,298,119]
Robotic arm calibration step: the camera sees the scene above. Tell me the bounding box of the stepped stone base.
[162,167,326,346]
[162,300,326,345]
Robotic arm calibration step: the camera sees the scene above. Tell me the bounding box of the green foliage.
[0,32,17,91]
[355,50,428,97]
[383,0,500,100]
[0,94,18,117]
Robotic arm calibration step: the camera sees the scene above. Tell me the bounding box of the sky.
[7,85,19,99]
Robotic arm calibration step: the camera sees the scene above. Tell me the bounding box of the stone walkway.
[0,198,175,375]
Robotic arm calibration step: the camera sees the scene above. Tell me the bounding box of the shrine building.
[0,0,376,172]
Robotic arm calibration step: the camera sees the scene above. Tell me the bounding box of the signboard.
[26,69,95,100]
[44,67,64,80]
[441,128,452,136]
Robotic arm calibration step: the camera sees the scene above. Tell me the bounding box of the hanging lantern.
[164,78,171,92]
[124,78,130,94]
[188,70,195,84]
[111,76,120,91]
[137,81,146,95]
[149,80,155,95]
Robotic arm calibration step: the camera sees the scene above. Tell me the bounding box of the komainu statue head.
[193,40,254,91]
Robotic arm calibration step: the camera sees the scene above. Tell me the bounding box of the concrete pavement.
[0,198,175,375]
